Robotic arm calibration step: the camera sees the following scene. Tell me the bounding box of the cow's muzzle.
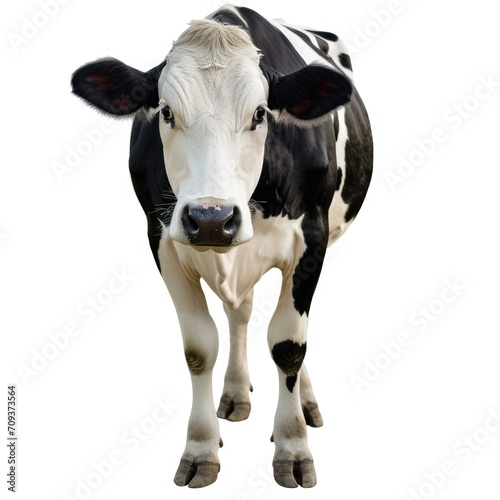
[181,200,241,247]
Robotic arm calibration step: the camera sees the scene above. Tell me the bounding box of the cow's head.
[71,20,352,251]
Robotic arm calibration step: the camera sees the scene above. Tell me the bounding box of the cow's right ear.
[71,58,166,116]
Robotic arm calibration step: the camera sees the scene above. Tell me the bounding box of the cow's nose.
[181,203,241,246]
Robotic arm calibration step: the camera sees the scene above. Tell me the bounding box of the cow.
[71,4,373,489]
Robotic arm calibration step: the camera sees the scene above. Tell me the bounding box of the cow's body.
[72,4,372,488]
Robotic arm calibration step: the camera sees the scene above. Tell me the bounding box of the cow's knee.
[271,340,307,392]
[184,347,208,375]
[183,331,218,376]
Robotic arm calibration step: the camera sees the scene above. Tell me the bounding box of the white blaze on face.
[157,20,269,246]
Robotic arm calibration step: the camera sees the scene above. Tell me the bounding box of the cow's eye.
[161,105,174,121]
[161,105,175,128]
[253,107,266,122]
[161,106,174,126]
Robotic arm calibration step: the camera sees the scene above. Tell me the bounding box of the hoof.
[302,402,324,427]
[273,458,317,488]
[174,458,220,488]
[217,395,251,421]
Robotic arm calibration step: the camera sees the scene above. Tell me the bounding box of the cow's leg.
[300,365,324,428]
[217,289,253,421]
[268,276,317,488]
[160,243,221,488]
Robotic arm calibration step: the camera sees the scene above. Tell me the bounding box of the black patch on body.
[339,53,352,71]
[129,114,172,270]
[252,119,336,316]
[272,340,307,392]
[336,167,343,191]
[310,32,330,55]
[285,375,298,393]
[341,87,373,222]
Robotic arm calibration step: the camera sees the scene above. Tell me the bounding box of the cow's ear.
[71,58,166,116]
[266,64,352,123]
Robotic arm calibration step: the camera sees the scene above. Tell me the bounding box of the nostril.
[181,205,199,236]
[187,215,199,232]
[223,206,241,237]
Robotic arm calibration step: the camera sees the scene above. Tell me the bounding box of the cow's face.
[157,21,268,249]
[71,20,352,251]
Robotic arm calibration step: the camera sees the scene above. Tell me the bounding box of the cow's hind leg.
[300,365,324,428]
[217,289,253,421]
[160,243,221,488]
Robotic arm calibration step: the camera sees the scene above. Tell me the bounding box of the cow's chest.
[171,213,306,310]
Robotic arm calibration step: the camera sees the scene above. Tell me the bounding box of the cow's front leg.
[174,307,220,488]
[160,244,221,488]
[217,289,253,422]
[268,278,317,488]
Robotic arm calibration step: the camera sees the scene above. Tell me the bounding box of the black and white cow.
[71,4,372,489]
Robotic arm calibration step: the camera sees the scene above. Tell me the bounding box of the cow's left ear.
[266,64,352,123]
[71,58,166,116]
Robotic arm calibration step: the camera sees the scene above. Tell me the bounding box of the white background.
[2,0,500,499]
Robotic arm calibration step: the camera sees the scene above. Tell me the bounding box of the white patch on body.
[167,212,306,309]
[328,107,352,246]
